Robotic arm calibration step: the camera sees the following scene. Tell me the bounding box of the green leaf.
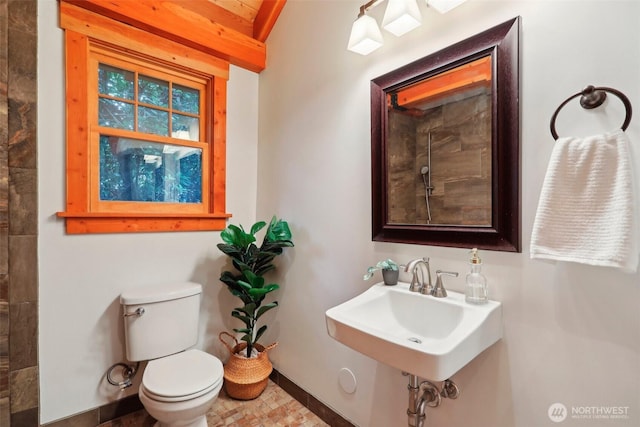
[254,264,276,277]
[242,270,265,289]
[264,284,279,292]
[235,303,256,316]
[265,217,293,243]
[236,280,252,292]
[216,243,243,258]
[220,224,240,245]
[233,328,251,335]
[231,311,251,327]
[219,271,252,301]
[232,260,252,274]
[220,224,256,248]
[248,284,279,298]
[250,221,267,236]
[256,301,278,320]
[247,288,270,298]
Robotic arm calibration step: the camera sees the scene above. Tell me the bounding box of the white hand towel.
[530,129,638,273]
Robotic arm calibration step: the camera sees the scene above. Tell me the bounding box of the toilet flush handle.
[123,307,145,317]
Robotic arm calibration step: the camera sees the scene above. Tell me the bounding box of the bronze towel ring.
[549,85,632,140]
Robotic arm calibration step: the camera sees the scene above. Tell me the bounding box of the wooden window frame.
[57,3,231,233]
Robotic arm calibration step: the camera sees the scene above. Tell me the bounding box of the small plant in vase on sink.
[364,259,399,286]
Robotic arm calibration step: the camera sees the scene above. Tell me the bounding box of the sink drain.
[407,337,422,344]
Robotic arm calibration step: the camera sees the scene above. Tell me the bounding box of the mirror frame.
[371,17,521,252]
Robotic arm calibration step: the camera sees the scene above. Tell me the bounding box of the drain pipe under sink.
[405,373,460,427]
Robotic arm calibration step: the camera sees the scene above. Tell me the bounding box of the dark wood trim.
[41,371,354,426]
[270,369,356,427]
[40,395,146,427]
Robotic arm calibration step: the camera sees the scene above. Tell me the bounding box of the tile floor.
[207,380,329,427]
[98,380,329,427]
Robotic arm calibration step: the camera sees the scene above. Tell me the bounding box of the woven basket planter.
[219,331,277,400]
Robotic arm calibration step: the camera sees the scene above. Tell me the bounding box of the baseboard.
[40,394,145,427]
[42,369,356,427]
[270,369,356,427]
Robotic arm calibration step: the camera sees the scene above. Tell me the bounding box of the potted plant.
[216,216,294,399]
[364,259,399,286]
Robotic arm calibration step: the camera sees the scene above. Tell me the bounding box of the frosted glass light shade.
[347,14,384,55]
[427,0,467,14]
[382,0,422,36]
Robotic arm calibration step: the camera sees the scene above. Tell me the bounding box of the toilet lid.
[142,349,223,399]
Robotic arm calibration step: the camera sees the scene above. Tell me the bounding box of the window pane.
[98,64,134,99]
[138,106,169,136]
[99,135,202,203]
[172,114,200,141]
[172,84,200,114]
[138,75,169,107]
[99,99,134,130]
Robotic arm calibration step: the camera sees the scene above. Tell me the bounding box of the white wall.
[259,1,640,426]
[37,1,260,422]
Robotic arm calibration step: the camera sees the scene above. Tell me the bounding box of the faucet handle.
[432,270,459,298]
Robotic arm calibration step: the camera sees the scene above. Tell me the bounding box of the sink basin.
[325,282,502,381]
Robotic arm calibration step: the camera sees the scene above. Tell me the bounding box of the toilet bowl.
[120,283,224,427]
[138,349,224,427]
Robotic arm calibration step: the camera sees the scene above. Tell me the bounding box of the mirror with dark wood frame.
[371,17,521,252]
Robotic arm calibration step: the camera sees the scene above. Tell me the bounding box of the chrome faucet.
[404,258,433,295]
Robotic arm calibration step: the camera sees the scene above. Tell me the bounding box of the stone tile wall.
[0,0,9,421]
[0,0,39,425]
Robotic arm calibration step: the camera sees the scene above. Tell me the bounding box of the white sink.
[325,282,502,381]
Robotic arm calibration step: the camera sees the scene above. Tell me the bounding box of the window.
[58,3,230,233]
[92,53,207,212]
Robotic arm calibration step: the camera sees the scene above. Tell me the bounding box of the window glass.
[139,75,169,107]
[99,135,202,203]
[138,106,169,136]
[172,84,199,114]
[172,114,199,141]
[99,99,134,130]
[99,64,134,99]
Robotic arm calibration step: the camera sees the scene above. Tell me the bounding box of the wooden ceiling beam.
[173,0,253,37]
[62,0,267,72]
[253,0,287,42]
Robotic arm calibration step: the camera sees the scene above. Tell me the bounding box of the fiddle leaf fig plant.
[217,216,294,357]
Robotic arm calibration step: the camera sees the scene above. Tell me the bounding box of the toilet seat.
[142,349,223,403]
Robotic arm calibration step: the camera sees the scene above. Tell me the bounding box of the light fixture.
[382,0,422,37]
[347,1,384,55]
[426,0,467,14]
[347,0,469,55]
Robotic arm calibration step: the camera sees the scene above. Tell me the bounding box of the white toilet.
[120,282,223,427]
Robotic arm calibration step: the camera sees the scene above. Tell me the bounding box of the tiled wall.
[387,92,492,225]
[0,0,39,425]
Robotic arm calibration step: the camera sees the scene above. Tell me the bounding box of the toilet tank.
[120,282,202,362]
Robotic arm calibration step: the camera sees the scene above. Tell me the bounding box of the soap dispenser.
[465,248,488,304]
